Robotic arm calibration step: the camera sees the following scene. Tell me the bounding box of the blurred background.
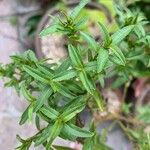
[0,0,150,150]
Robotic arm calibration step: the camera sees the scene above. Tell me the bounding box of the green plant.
[0,0,150,149]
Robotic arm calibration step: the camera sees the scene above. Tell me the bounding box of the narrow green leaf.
[83,138,94,150]
[40,24,59,37]
[98,22,111,47]
[34,125,52,146]
[16,135,25,143]
[63,81,84,94]
[26,50,38,62]
[109,55,123,66]
[40,105,59,120]
[111,25,134,44]
[80,32,98,51]
[36,64,54,79]
[63,105,85,122]
[134,24,145,38]
[37,111,50,123]
[55,58,71,73]
[23,65,50,84]
[64,123,94,138]
[79,71,95,94]
[97,48,109,73]
[10,55,22,63]
[68,44,83,68]
[35,115,40,130]
[19,107,28,125]
[84,61,97,72]
[76,17,88,29]
[59,96,86,122]
[110,46,126,65]
[126,51,144,61]
[60,126,77,141]
[20,82,35,102]
[88,49,93,61]
[69,0,90,19]
[53,70,77,82]
[54,82,76,99]
[34,86,53,112]
[46,120,63,149]
[19,104,34,125]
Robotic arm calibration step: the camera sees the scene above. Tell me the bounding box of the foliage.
[138,105,150,124]
[25,14,42,37]
[0,0,150,149]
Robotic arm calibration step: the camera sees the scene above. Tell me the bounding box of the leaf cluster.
[0,0,150,149]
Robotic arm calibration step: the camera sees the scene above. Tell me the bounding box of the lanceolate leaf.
[76,16,88,29]
[35,115,40,130]
[80,32,98,52]
[34,125,52,146]
[36,64,54,79]
[60,97,86,122]
[83,137,94,150]
[111,25,134,44]
[63,81,84,94]
[34,86,53,112]
[55,82,76,98]
[64,123,94,138]
[40,105,59,120]
[88,49,93,61]
[109,55,123,66]
[55,58,71,73]
[53,70,77,82]
[69,0,90,19]
[79,71,95,94]
[20,82,35,102]
[85,61,97,72]
[26,50,38,62]
[19,103,34,125]
[60,126,77,141]
[97,48,109,73]
[134,24,145,38]
[68,44,83,68]
[63,104,85,122]
[16,135,25,143]
[23,65,50,84]
[37,111,51,123]
[46,120,63,149]
[20,106,30,125]
[98,22,111,47]
[40,24,59,37]
[28,103,34,122]
[110,46,126,65]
